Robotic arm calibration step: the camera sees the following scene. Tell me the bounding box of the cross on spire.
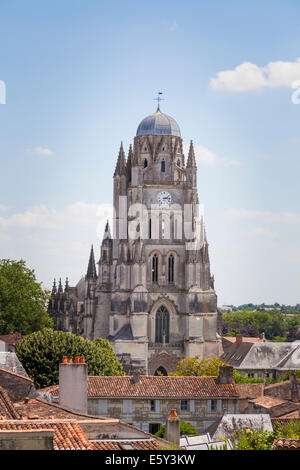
[154,92,164,111]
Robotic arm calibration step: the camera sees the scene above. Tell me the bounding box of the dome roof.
[136,109,181,137]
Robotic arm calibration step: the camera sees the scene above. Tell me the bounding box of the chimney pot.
[235,335,243,349]
[62,356,68,364]
[68,358,73,364]
[165,409,180,446]
[74,356,80,363]
[79,356,85,363]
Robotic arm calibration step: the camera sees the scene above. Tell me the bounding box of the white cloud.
[225,208,300,223]
[183,144,243,167]
[210,58,300,92]
[0,204,9,211]
[34,146,54,156]
[0,202,113,234]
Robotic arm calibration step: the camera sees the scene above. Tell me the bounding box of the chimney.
[165,409,180,446]
[290,370,299,403]
[59,355,88,414]
[235,335,243,349]
[218,365,233,384]
[132,370,141,384]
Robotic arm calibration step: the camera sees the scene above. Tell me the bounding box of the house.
[247,371,300,419]
[0,377,172,450]
[221,338,300,379]
[42,362,241,434]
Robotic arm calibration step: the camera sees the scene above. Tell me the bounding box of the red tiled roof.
[0,333,22,345]
[224,337,265,343]
[41,375,239,399]
[92,439,160,450]
[273,438,300,449]
[236,383,264,399]
[0,420,93,450]
[0,386,21,420]
[14,397,113,421]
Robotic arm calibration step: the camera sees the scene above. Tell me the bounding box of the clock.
[157,191,172,205]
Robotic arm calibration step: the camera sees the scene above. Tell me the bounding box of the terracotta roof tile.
[273,438,300,449]
[0,386,21,420]
[0,420,92,450]
[92,440,160,450]
[41,375,239,399]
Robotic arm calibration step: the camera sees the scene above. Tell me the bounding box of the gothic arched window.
[149,218,152,239]
[168,254,174,283]
[155,306,170,343]
[152,254,158,283]
[161,160,165,172]
[144,159,148,168]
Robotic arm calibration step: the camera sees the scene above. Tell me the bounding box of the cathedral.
[48,104,223,375]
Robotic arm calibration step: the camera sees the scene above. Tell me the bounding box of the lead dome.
[136,109,181,137]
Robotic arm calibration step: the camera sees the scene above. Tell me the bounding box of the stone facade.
[87,395,239,435]
[48,107,223,374]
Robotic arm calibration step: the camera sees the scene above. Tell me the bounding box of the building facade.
[48,106,222,374]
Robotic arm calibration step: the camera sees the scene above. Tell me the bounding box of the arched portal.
[155,305,170,343]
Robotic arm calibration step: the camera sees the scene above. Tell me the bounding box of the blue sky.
[0,0,300,305]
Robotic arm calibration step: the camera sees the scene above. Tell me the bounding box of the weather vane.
[154,92,164,111]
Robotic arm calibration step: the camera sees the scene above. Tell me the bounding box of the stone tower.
[49,105,222,374]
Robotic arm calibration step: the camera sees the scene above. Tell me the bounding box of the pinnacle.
[114,141,127,176]
[187,140,197,168]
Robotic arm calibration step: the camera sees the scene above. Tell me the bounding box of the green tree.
[170,356,228,376]
[235,420,300,450]
[171,356,263,383]
[155,421,198,438]
[0,259,53,335]
[16,328,124,388]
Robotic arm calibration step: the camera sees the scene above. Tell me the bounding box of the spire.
[127,144,133,182]
[103,220,112,240]
[187,140,197,168]
[114,142,127,177]
[64,277,69,292]
[86,245,97,279]
[51,279,57,296]
[58,278,63,295]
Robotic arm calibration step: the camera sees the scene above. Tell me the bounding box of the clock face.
[157,191,172,205]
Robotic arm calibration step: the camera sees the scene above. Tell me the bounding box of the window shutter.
[98,399,108,414]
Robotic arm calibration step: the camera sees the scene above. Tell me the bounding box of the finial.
[153,91,164,111]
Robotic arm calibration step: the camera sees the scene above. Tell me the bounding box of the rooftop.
[41,375,239,399]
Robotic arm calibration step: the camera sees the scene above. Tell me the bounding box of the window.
[155,306,169,343]
[177,159,181,167]
[210,400,217,412]
[98,399,108,414]
[149,423,161,435]
[149,218,152,239]
[122,399,133,413]
[152,254,158,283]
[150,400,160,413]
[144,159,148,168]
[161,160,165,172]
[180,400,188,412]
[168,254,174,283]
